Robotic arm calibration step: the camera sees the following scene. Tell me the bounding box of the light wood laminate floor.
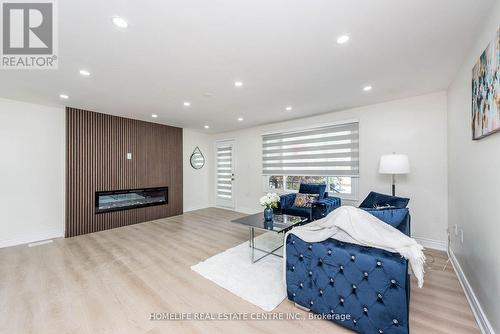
[0,208,480,334]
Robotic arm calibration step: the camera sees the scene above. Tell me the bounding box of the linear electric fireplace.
[95,187,168,214]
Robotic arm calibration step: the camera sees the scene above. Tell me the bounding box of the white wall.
[0,98,65,247]
[210,92,448,246]
[183,129,212,212]
[447,2,500,332]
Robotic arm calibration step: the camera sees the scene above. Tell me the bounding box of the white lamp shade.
[379,154,410,174]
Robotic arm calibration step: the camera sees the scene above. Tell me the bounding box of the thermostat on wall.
[127,153,132,160]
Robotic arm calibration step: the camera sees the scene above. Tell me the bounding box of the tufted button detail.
[292,240,295,244]
[379,330,384,334]
[330,309,335,314]
[308,245,312,250]
[286,229,412,327]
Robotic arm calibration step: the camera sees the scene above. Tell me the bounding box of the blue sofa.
[278,183,341,221]
[286,193,411,334]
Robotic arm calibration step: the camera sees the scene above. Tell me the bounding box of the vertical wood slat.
[65,108,183,237]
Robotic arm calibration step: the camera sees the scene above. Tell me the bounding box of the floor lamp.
[379,154,410,196]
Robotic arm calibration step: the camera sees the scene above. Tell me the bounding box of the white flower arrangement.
[259,193,280,209]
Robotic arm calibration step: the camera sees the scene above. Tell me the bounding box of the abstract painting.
[472,27,500,140]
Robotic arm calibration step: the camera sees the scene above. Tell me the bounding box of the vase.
[264,207,273,222]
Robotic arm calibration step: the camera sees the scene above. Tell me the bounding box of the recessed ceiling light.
[237,117,244,121]
[204,125,210,129]
[285,106,293,111]
[336,34,350,44]
[151,114,158,118]
[112,17,128,28]
[363,85,373,92]
[79,69,90,77]
[234,81,243,87]
[183,102,191,107]
[59,94,69,99]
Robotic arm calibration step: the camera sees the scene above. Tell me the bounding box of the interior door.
[215,140,235,209]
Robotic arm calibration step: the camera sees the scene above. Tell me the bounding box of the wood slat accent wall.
[66,108,183,237]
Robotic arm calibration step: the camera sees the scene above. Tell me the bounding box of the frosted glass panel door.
[215,140,235,208]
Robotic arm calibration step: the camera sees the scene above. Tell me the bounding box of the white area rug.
[191,232,287,312]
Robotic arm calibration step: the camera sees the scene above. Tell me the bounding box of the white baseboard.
[414,236,447,251]
[236,206,260,215]
[212,206,259,215]
[448,249,495,334]
[183,205,210,213]
[0,228,63,249]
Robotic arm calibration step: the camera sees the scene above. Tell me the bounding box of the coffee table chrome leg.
[252,244,283,262]
[249,227,252,248]
[250,227,255,262]
[250,229,284,263]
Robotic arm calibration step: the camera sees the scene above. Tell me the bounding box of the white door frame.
[214,139,236,210]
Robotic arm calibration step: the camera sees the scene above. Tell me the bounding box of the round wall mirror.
[190,146,205,169]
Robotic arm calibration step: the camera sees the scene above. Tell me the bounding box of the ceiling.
[0,0,495,133]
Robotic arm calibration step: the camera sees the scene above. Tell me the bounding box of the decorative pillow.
[293,193,319,208]
[359,191,410,209]
[362,207,409,232]
[298,183,327,200]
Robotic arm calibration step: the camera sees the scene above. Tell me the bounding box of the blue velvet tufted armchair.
[278,183,341,221]
[286,193,411,334]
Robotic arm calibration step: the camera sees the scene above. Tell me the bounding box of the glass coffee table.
[231,213,308,263]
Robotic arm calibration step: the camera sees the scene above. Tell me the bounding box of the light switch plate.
[127,153,132,160]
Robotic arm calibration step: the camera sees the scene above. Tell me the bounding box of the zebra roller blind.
[216,143,233,200]
[262,122,359,176]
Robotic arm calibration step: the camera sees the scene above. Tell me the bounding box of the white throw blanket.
[284,206,426,287]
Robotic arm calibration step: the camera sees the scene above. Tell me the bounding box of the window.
[262,122,359,200]
[265,175,357,199]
